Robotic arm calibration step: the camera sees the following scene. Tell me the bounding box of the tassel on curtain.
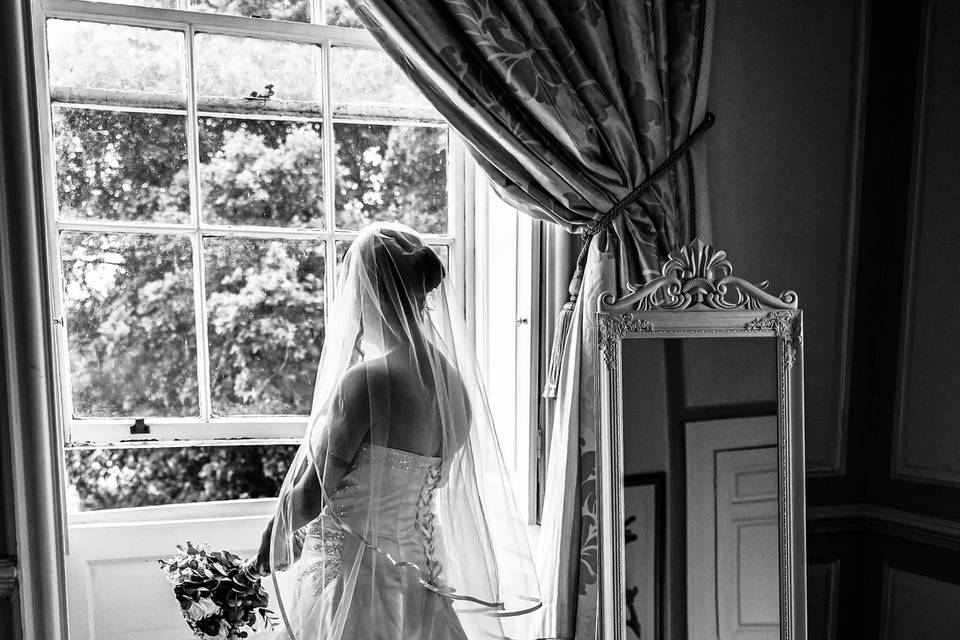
[542,112,716,398]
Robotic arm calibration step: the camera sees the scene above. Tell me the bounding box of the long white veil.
[268,222,541,638]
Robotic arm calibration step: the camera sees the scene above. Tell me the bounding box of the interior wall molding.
[808,503,960,550]
[805,0,871,478]
[807,560,841,640]
[0,557,17,597]
[879,564,960,639]
[887,0,960,488]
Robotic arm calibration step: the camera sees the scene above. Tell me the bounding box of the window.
[33,0,539,518]
[36,0,461,444]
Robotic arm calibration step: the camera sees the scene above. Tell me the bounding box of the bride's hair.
[361,225,445,316]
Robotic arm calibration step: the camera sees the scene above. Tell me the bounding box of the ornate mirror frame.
[595,240,807,640]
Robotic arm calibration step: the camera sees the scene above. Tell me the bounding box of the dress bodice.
[301,443,445,590]
[323,443,442,531]
[289,444,468,640]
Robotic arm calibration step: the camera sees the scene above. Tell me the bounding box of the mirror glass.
[620,336,781,640]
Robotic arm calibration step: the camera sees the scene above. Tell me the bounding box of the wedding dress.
[266,223,540,640]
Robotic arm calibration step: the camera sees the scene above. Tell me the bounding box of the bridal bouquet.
[160,542,278,639]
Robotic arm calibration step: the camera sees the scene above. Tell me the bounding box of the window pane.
[325,0,363,27]
[60,233,199,418]
[194,34,320,115]
[430,245,450,275]
[198,116,324,227]
[189,0,309,22]
[53,107,189,223]
[76,0,177,6]
[65,443,298,511]
[205,237,325,416]
[330,46,435,118]
[335,123,447,233]
[47,20,185,108]
[335,239,350,267]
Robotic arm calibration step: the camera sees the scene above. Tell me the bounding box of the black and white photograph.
[1,0,959,639]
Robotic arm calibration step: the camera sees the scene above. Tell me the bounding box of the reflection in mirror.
[621,337,781,639]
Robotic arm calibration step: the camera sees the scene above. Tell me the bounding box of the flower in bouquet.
[159,541,278,639]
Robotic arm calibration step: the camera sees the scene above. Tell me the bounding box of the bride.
[249,222,540,640]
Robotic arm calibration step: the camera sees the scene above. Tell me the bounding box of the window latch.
[130,418,150,435]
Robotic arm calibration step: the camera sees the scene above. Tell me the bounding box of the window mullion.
[321,39,337,313]
[449,132,472,318]
[184,23,213,423]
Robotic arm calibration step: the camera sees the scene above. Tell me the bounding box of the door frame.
[686,416,778,639]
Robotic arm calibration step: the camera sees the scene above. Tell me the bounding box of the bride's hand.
[253,517,306,575]
[251,519,274,576]
[243,554,269,579]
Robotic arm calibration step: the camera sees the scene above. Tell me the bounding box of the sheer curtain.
[347,1,715,637]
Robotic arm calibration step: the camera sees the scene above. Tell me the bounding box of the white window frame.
[31,0,473,446]
[470,182,543,524]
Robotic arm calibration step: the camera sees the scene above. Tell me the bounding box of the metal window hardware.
[130,418,150,435]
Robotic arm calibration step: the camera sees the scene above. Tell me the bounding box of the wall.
[707,0,866,476]
[851,0,960,637]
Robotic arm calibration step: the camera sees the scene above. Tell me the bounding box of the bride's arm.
[254,365,373,571]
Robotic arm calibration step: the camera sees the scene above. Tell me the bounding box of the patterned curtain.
[349,1,714,637]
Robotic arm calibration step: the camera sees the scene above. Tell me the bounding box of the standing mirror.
[596,240,806,640]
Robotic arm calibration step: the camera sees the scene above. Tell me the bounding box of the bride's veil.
[269,222,541,638]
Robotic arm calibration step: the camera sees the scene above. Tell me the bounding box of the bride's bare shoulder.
[338,359,388,397]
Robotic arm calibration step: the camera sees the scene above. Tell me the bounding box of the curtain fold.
[348,1,714,637]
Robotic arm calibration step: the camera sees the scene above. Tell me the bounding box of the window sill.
[67,416,308,446]
[67,496,276,527]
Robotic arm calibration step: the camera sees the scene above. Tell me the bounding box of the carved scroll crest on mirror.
[598,239,802,369]
[601,238,798,313]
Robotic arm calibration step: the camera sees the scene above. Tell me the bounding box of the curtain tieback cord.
[542,112,716,399]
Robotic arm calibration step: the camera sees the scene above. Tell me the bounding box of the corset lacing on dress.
[415,463,444,585]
